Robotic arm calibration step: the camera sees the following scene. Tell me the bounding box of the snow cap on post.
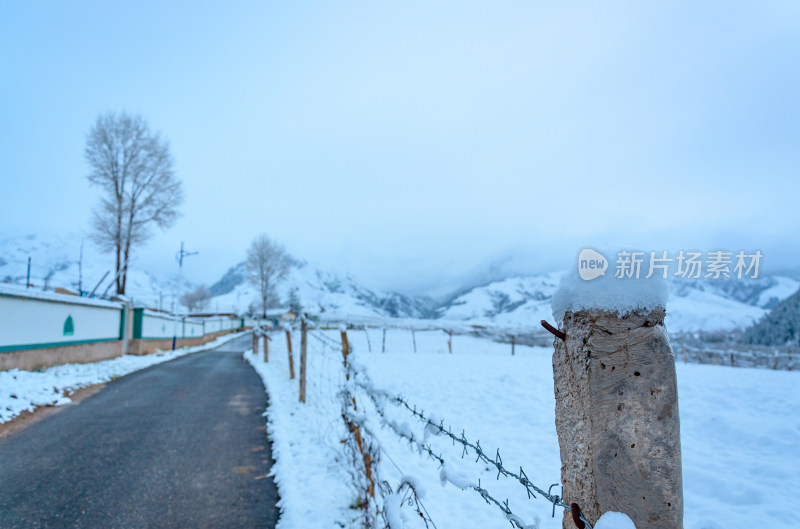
[551,247,669,323]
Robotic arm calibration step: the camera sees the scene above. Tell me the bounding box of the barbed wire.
[376,438,439,529]
[344,363,591,529]
[391,394,591,528]
[352,382,548,529]
[309,329,344,350]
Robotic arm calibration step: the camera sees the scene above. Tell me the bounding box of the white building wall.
[0,292,122,348]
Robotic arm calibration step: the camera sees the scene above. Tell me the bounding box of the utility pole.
[78,238,84,294]
[172,241,198,350]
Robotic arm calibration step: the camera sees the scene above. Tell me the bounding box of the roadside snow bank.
[245,342,357,529]
[0,331,246,423]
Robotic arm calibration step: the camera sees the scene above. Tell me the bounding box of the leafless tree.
[85,112,183,295]
[180,285,212,313]
[245,234,290,318]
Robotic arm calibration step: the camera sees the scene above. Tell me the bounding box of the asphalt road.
[0,334,279,529]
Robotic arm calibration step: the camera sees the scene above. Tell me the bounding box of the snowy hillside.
[208,261,436,320]
[437,273,800,334]
[3,232,797,333]
[743,288,800,346]
[0,232,186,307]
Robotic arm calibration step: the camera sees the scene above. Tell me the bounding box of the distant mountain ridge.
[2,232,798,333]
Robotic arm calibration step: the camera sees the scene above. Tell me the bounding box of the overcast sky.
[2,1,799,296]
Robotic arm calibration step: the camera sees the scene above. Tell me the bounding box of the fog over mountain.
[3,232,798,335]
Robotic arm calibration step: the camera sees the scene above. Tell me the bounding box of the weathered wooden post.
[382,328,386,353]
[680,334,687,364]
[511,335,515,356]
[411,329,417,353]
[447,329,453,354]
[263,331,269,362]
[299,318,307,403]
[547,254,682,529]
[363,327,372,352]
[285,328,295,379]
[340,327,350,376]
[252,330,259,356]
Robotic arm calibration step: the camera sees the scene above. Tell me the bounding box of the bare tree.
[245,234,290,318]
[85,112,183,295]
[287,286,303,314]
[180,285,212,313]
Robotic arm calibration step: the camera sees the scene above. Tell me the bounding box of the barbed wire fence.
[307,327,594,529]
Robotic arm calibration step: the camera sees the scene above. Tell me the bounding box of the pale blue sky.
[2,1,799,295]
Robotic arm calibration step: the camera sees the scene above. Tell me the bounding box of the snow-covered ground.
[246,328,800,529]
[0,331,247,423]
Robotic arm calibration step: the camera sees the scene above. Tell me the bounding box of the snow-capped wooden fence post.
[299,318,307,403]
[546,307,683,529]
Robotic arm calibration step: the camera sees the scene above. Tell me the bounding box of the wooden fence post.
[549,309,683,529]
[286,329,295,379]
[680,334,688,364]
[299,319,307,403]
[511,335,515,356]
[382,328,386,353]
[363,327,372,352]
[448,329,452,354]
[252,331,259,356]
[341,329,350,376]
[263,331,269,362]
[411,329,417,353]
[339,325,375,507]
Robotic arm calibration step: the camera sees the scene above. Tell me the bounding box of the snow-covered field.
[246,328,800,529]
[0,331,248,423]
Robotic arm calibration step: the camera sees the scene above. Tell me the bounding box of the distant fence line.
[674,335,797,370]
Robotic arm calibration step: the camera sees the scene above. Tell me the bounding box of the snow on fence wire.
[308,328,593,529]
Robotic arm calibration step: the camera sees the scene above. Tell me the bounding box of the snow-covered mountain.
[436,273,800,334]
[0,233,435,319]
[207,261,436,320]
[0,232,186,307]
[3,232,798,334]
[743,288,800,346]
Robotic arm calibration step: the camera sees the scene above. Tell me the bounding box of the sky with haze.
[2,1,799,297]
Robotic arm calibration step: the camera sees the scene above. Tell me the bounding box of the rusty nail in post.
[570,503,586,529]
[541,320,566,341]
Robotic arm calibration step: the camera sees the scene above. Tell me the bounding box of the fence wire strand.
[340,350,593,529]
